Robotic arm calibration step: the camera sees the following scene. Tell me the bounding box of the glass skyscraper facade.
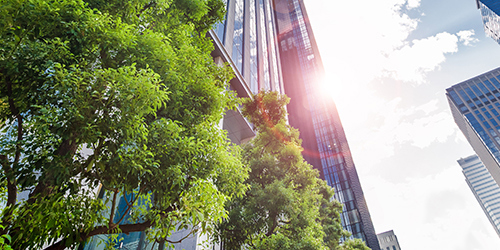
[211,0,285,146]
[273,1,380,249]
[477,0,500,44]
[211,0,283,96]
[458,155,500,237]
[447,67,500,188]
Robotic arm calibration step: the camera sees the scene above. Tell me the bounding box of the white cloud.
[395,110,457,148]
[305,0,421,85]
[457,29,479,46]
[307,0,476,85]
[405,0,421,9]
[364,166,500,250]
[335,97,459,170]
[382,32,459,83]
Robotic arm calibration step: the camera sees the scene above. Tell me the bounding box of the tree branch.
[0,77,21,231]
[266,212,279,237]
[165,227,196,244]
[115,188,143,226]
[43,221,154,250]
[0,155,17,208]
[44,190,179,250]
[108,189,118,227]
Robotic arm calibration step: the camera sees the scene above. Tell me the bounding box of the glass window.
[231,0,244,72]
[449,90,463,106]
[472,85,483,97]
[347,210,360,224]
[478,82,490,94]
[258,0,270,90]
[249,0,258,93]
[490,77,500,89]
[484,79,496,91]
[465,87,477,99]
[214,0,228,43]
[492,108,499,116]
[459,89,470,101]
[265,0,280,92]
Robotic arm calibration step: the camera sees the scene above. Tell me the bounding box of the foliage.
[215,91,357,250]
[0,225,12,250]
[338,239,372,250]
[0,0,247,249]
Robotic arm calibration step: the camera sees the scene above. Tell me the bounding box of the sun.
[317,72,343,103]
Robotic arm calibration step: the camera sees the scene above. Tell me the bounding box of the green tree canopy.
[0,0,247,249]
[215,91,361,250]
[338,239,372,250]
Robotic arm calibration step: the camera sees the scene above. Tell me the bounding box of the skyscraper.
[273,1,380,249]
[457,155,500,237]
[446,67,500,188]
[476,0,500,44]
[377,230,401,250]
[212,0,285,145]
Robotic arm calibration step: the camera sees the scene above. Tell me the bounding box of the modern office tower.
[446,67,500,188]
[273,1,380,249]
[377,230,401,250]
[212,0,284,145]
[84,0,284,249]
[458,155,500,237]
[476,0,500,44]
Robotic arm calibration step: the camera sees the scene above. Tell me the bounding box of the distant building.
[476,0,500,44]
[458,155,500,237]
[377,230,401,250]
[273,0,380,249]
[446,67,500,188]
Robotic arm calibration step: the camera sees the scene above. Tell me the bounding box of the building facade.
[446,67,500,188]
[377,230,401,250]
[273,1,380,249]
[458,155,500,237]
[476,0,500,44]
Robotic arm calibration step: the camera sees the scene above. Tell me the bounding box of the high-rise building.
[458,155,500,237]
[273,1,380,249]
[212,0,284,145]
[377,230,401,250]
[84,0,285,249]
[476,0,500,44]
[446,67,500,188]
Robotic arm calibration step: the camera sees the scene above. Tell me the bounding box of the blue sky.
[304,0,500,249]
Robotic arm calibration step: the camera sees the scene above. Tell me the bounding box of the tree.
[215,91,363,250]
[0,0,247,249]
[338,239,372,250]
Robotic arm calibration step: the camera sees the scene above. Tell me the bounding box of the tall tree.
[215,91,360,250]
[0,0,247,249]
